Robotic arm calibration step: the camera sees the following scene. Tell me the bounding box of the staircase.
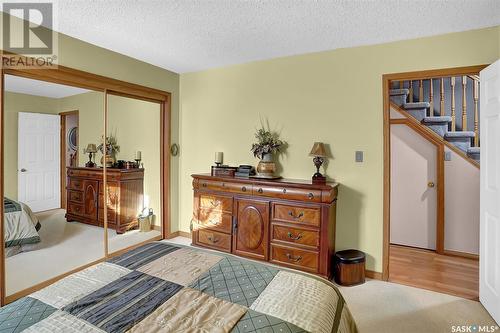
[389,76,480,163]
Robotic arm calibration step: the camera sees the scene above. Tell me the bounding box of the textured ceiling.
[19,1,500,73]
[5,75,90,98]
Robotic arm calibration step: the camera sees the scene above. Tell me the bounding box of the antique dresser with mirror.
[191,174,338,279]
[66,167,144,233]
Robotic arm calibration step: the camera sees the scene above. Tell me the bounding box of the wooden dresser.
[191,174,338,279]
[66,167,144,233]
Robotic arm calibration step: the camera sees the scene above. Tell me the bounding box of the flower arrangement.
[97,134,120,156]
[250,121,287,159]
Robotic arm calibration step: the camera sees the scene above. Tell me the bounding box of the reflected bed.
[4,198,41,257]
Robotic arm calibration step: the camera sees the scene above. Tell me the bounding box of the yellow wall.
[179,26,500,272]
[107,95,162,226]
[3,92,59,199]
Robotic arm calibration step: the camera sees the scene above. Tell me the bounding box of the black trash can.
[334,249,366,286]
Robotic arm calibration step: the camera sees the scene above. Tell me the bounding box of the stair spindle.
[440,78,445,116]
[419,80,423,103]
[409,81,413,103]
[451,77,456,132]
[429,79,434,117]
[462,76,467,131]
[473,79,479,147]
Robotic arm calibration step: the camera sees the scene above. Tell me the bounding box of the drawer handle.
[207,236,219,244]
[241,186,247,192]
[287,231,303,240]
[308,192,314,199]
[202,183,207,188]
[285,253,302,262]
[282,188,287,194]
[210,200,220,207]
[288,211,304,219]
[258,188,263,194]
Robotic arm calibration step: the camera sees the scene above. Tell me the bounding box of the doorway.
[382,66,484,300]
[60,110,79,209]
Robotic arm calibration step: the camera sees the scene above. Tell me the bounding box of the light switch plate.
[355,151,363,162]
[444,151,452,161]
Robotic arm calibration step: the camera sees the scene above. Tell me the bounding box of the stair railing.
[395,75,480,147]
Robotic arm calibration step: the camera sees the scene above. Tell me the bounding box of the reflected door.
[18,112,60,212]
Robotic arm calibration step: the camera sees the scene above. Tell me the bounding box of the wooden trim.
[382,65,486,282]
[4,257,105,304]
[59,110,79,210]
[161,98,172,239]
[366,270,383,280]
[167,230,191,239]
[391,102,480,168]
[383,65,488,82]
[103,91,109,257]
[443,249,479,260]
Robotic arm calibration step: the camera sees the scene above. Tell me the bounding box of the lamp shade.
[85,143,97,153]
[309,142,327,157]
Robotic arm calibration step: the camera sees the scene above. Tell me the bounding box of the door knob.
[428,181,435,188]
[20,168,27,172]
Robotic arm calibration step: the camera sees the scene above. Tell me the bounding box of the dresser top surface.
[192,173,338,190]
[67,167,144,173]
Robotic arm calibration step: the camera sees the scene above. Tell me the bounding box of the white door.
[18,112,60,212]
[480,61,500,324]
[390,124,437,250]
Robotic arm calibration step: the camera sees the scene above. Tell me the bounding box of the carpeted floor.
[5,209,160,296]
[166,236,498,333]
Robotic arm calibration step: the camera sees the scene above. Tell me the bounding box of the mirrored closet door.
[3,74,106,298]
[105,93,163,254]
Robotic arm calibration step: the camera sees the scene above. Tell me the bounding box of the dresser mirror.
[105,94,163,254]
[3,74,105,298]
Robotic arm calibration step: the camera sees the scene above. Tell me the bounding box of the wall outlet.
[444,151,452,161]
[355,151,363,162]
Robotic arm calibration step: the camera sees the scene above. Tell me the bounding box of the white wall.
[390,123,437,250]
[444,147,480,255]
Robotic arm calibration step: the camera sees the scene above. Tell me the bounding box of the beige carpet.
[6,209,160,296]
[166,236,498,333]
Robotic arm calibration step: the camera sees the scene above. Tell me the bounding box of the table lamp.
[84,143,97,168]
[309,142,327,184]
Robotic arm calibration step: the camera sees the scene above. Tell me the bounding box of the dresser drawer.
[272,204,321,227]
[197,229,231,252]
[270,244,319,273]
[199,194,233,214]
[272,224,319,248]
[98,208,117,223]
[67,203,85,216]
[197,209,232,233]
[68,179,84,191]
[68,190,83,203]
[253,185,322,203]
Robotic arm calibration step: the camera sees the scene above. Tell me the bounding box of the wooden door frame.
[59,110,79,209]
[0,54,173,305]
[382,65,487,281]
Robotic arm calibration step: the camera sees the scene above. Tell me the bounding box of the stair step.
[422,116,452,136]
[467,147,480,161]
[444,131,475,152]
[403,102,430,122]
[390,89,410,105]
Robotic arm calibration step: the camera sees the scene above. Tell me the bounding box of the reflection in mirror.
[3,74,105,297]
[106,94,162,254]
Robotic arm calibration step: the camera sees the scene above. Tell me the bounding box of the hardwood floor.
[389,244,479,300]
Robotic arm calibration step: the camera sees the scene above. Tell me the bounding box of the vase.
[256,153,276,178]
[100,154,115,167]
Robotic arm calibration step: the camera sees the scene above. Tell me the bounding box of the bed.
[0,241,358,333]
[4,198,41,257]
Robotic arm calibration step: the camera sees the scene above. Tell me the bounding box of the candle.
[135,151,142,160]
[215,152,223,165]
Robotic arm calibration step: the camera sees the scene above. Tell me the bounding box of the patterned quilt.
[0,242,357,333]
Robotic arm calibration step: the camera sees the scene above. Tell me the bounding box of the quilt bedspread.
[0,242,358,333]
